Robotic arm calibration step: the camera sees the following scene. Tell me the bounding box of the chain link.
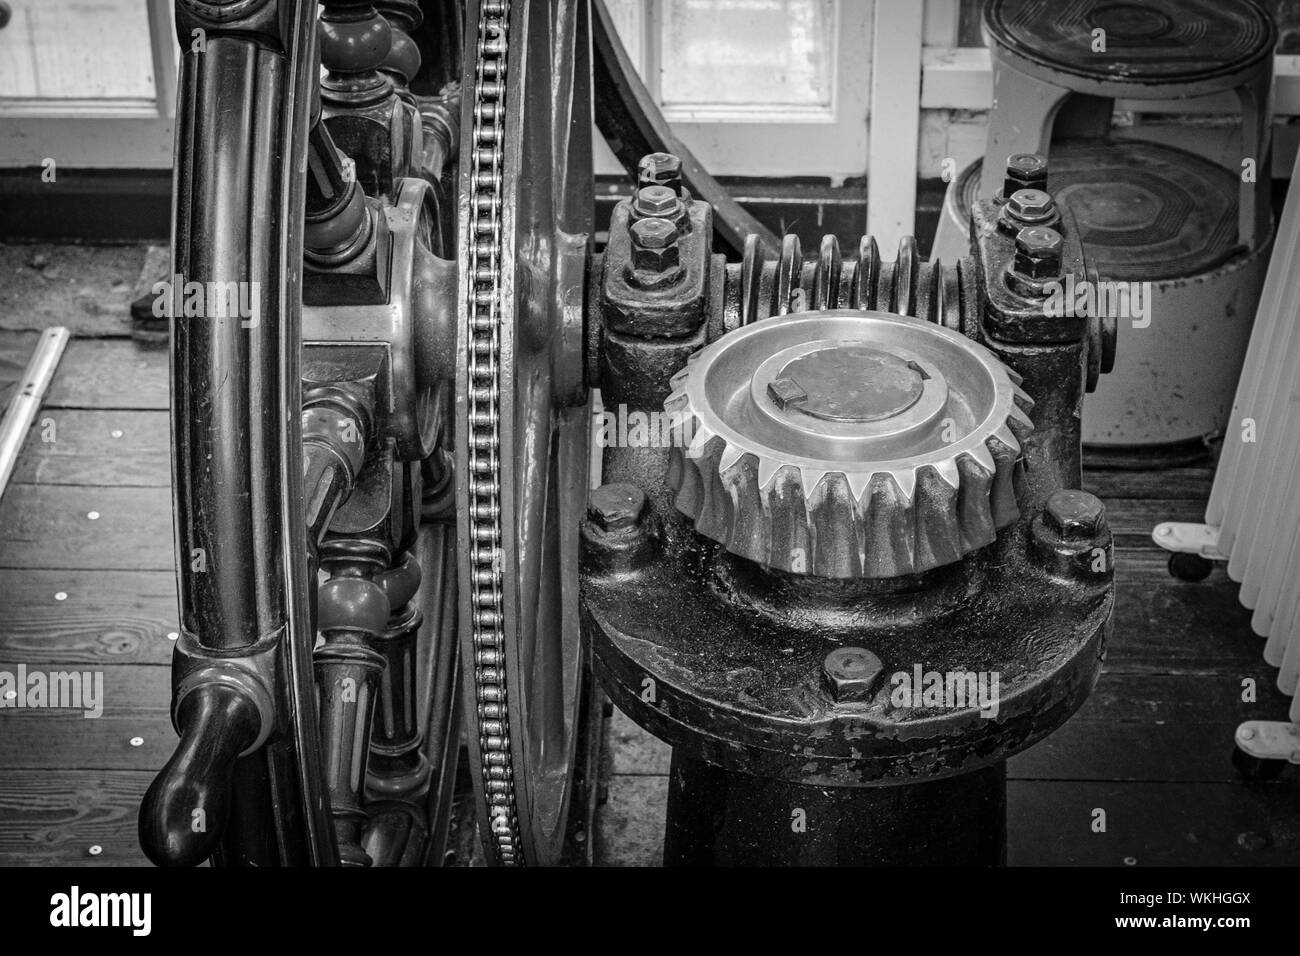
[465,0,521,865]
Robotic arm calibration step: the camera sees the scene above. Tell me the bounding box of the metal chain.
[465,0,521,865]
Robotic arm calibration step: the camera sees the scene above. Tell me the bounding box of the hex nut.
[1044,489,1105,540]
[998,188,1060,230]
[638,152,684,195]
[1013,226,1063,280]
[822,647,884,703]
[630,218,681,274]
[633,184,680,219]
[1004,153,1048,194]
[588,483,646,532]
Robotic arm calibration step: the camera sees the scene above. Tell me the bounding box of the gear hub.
[665,309,1035,578]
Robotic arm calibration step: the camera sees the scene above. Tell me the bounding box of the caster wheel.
[1232,745,1285,780]
[1168,552,1213,582]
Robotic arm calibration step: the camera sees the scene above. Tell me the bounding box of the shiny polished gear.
[666,309,1035,578]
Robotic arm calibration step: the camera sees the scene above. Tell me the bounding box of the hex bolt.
[1044,489,1105,540]
[633,184,680,219]
[588,483,647,532]
[1004,188,1058,225]
[637,152,684,196]
[1003,153,1048,196]
[1014,226,1063,281]
[629,217,681,275]
[822,647,884,703]
[767,376,808,410]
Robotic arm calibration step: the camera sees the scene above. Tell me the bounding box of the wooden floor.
[1,243,1298,867]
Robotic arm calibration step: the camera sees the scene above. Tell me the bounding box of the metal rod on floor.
[0,326,70,502]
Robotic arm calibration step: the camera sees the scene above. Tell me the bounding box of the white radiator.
[1155,148,1300,749]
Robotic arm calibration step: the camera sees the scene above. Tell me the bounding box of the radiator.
[1154,148,1300,759]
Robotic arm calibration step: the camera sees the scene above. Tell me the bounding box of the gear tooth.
[686,422,716,459]
[670,446,702,521]
[1012,383,1034,413]
[756,456,780,491]
[799,468,827,502]
[992,422,1021,457]
[862,472,914,577]
[913,466,964,572]
[933,458,960,490]
[956,453,998,552]
[766,465,812,572]
[968,441,996,476]
[692,435,734,542]
[720,454,768,561]
[664,389,688,416]
[665,407,695,450]
[809,473,862,578]
[1003,364,1023,386]
[1007,403,1035,442]
[889,467,917,505]
[717,441,745,475]
[985,434,1022,528]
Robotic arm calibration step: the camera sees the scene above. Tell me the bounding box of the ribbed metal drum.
[984,0,1273,86]
[933,139,1272,449]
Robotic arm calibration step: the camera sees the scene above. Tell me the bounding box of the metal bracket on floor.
[1152,521,1227,559]
[1152,522,1229,582]
[1237,720,1300,763]
[0,326,70,503]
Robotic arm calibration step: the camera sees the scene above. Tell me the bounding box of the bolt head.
[588,483,646,532]
[630,217,680,273]
[822,647,883,702]
[633,184,680,218]
[1006,188,1056,222]
[1044,489,1105,539]
[1014,225,1063,280]
[1004,153,1048,191]
[638,152,683,194]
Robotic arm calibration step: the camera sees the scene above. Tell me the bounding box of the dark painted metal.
[145,0,336,867]
[664,755,1006,867]
[582,160,1115,866]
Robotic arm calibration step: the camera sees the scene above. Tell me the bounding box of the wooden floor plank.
[1085,466,1214,501]
[1007,780,1300,866]
[0,666,173,771]
[0,770,153,866]
[594,774,1300,867]
[0,570,177,666]
[12,409,169,487]
[1109,549,1262,675]
[0,244,147,337]
[1100,498,1204,547]
[1010,674,1290,783]
[45,339,168,411]
[0,485,172,571]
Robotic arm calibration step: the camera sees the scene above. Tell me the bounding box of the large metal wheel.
[456,0,593,866]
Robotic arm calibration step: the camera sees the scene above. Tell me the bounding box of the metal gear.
[665,309,1036,578]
